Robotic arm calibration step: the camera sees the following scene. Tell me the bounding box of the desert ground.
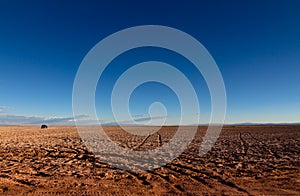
[0,126,299,195]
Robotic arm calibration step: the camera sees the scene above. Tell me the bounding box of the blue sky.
[0,0,299,125]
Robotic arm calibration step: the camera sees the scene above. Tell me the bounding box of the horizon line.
[1,122,300,127]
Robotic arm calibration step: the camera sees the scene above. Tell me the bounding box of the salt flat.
[0,126,299,195]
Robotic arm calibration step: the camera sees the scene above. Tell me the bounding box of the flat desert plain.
[0,126,299,195]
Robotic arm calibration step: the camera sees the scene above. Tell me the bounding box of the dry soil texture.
[0,126,299,195]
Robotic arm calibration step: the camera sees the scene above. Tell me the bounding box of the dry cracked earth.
[0,126,299,195]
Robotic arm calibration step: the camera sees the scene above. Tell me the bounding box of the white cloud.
[103,115,169,126]
[0,106,9,113]
[0,111,177,126]
[0,114,98,125]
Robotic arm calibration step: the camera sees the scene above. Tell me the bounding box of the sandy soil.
[0,126,299,195]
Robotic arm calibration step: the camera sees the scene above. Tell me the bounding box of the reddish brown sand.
[0,126,299,195]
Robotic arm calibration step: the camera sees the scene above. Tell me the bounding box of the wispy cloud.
[133,116,167,122]
[103,115,168,126]
[0,106,9,113]
[131,114,145,118]
[0,114,96,125]
[0,109,170,126]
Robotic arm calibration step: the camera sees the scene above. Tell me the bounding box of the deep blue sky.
[0,0,299,125]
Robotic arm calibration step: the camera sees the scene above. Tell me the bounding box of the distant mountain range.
[1,122,300,126]
[226,122,300,126]
[100,122,300,126]
[186,122,300,126]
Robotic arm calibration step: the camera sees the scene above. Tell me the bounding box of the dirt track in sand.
[0,126,299,195]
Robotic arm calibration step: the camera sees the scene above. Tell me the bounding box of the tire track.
[147,170,184,192]
[169,163,250,195]
[238,132,248,155]
[247,133,281,159]
[0,174,35,186]
[124,170,151,186]
[157,133,162,147]
[132,134,151,150]
[165,164,213,189]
